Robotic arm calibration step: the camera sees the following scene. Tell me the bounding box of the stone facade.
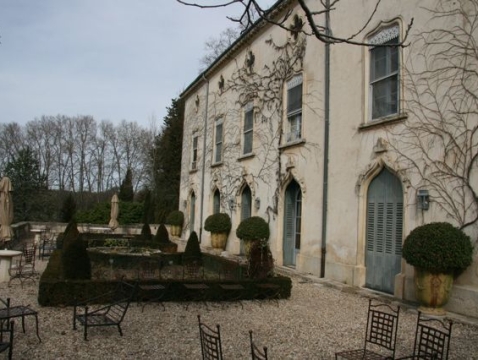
[179,0,478,317]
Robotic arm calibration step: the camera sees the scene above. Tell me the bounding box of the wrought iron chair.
[73,281,138,340]
[250,330,268,360]
[0,320,14,360]
[395,312,452,360]
[335,299,400,360]
[40,232,56,261]
[8,245,38,288]
[0,298,41,342]
[198,315,223,360]
[183,260,205,280]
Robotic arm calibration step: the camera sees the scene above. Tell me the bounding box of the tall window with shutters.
[191,135,198,170]
[286,75,303,143]
[369,25,400,120]
[214,118,223,164]
[243,103,254,155]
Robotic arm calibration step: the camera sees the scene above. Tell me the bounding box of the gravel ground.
[2,259,478,359]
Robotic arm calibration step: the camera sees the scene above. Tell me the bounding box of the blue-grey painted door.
[190,192,196,235]
[240,186,252,255]
[365,168,403,294]
[283,181,301,266]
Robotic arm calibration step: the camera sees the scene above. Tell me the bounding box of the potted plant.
[165,210,184,237]
[204,213,232,250]
[402,222,473,315]
[236,216,270,256]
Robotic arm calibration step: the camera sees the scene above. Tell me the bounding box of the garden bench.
[73,281,138,340]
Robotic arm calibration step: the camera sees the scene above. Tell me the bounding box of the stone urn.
[170,225,182,237]
[414,268,453,316]
[211,232,228,250]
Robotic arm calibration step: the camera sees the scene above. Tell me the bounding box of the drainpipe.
[320,1,331,278]
[199,75,210,243]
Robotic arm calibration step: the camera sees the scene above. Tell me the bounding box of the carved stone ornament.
[373,137,388,153]
[246,51,255,72]
[195,95,200,112]
[290,14,304,40]
[368,25,399,46]
[218,75,224,92]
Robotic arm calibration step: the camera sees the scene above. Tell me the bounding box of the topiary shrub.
[247,241,274,279]
[183,231,202,264]
[61,222,91,280]
[236,216,270,241]
[154,224,170,243]
[57,220,80,250]
[402,222,473,275]
[140,223,152,241]
[166,210,184,226]
[204,213,232,234]
[153,224,178,253]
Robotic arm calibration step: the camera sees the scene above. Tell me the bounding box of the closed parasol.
[0,177,14,243]
[108,193,119,230]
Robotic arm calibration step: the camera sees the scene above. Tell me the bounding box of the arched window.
[241,185,252,221]
[213,189,221,214]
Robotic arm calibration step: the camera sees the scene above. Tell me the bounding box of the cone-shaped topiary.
[154,224,170,244]
[61,222,91,280]
[236,216,270,241]
[153,223,178,253]
[57,220,80,250]
[183,231,202,264]
[403,222,473,275]
[141,223,152,241]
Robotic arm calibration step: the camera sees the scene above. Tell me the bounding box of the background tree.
[200,27,240,71]
[4,147,48,221]
[152,98,184,222]
[178,0,413,46]
[118,168,134,202]
[60,192,77,223]
[389,0,478,231]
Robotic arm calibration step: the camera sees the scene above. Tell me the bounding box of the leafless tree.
[178,0,413,46]
[389,0,478,230]
[200,27,240,71]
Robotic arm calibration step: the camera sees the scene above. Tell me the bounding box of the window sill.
[359,113,407,131]
[211,161,223,168]
[279,138,306,150]
[237,153,255,161]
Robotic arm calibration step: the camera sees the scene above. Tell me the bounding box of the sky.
[0,1,273,130]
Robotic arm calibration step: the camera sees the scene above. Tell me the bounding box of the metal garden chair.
[335,299,400,359]
[198,315,223,360]
[395,312,452,360]
[0,320,14,360]
[250,330,268,360]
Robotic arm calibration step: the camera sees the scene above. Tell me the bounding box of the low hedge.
[38,251,292,306]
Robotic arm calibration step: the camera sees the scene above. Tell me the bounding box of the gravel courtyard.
[2,259,478,359]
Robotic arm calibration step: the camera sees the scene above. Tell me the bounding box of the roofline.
[179,0,291,99]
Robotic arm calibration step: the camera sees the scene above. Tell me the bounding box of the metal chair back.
[250,330,268,360]
[335,299,400,359]
[411,312,453,360]
[198,315,223,360]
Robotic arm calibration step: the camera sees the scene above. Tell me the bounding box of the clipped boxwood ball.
[402,222,473,275]
[204,213,232,233]
[236,216,270,241]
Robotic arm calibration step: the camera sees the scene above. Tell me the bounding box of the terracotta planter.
[211,232,228,250]
[414,267,453,316]
[170,225,182,237]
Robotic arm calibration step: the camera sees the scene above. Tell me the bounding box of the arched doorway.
[189,192,196,234]
[365,168,403,294]
[239,185,252,255]
[283,180,302,267]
